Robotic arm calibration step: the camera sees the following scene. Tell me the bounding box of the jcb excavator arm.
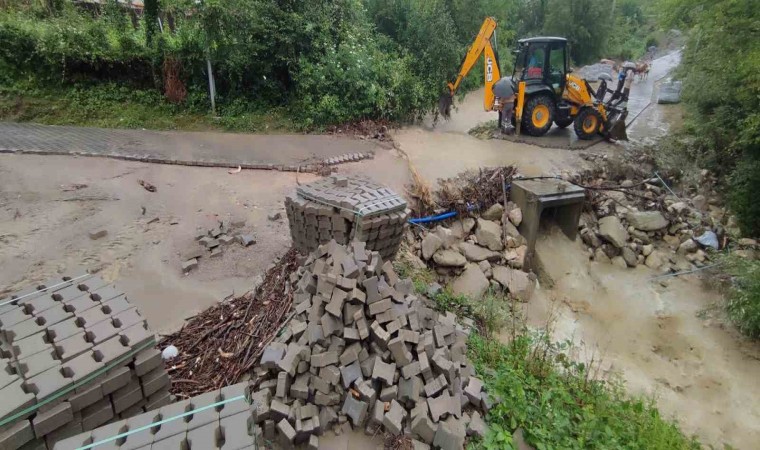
[441,17,501,117]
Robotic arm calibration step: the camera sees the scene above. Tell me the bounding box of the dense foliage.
[468,334,701,449]
[0,0,656,129]
[660,0,760,236]
[722,254,760,339]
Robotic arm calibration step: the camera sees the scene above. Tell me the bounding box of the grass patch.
[720,254,760,338]
[395,253,699,449]
[468,334,701,449]
[0,83,294,133]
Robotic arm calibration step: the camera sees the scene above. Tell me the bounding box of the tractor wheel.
[574,108,602,140]
[554,117,574,128]
[521,95,554,136]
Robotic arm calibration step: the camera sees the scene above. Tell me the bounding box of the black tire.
[521,95,554,137]
[574,107,602,140]
[554,117,574,128]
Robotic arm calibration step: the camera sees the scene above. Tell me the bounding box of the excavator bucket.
[604,109,628,141]
[439,92,454,119]
[607,118,628,140]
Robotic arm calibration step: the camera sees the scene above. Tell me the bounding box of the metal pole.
[206,56,216,115]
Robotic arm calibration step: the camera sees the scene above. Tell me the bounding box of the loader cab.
[512,37,568,96]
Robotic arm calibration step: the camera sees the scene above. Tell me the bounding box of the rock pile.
[182,217,254,272]
[286,175,409,260]
[0,273,169,450]
[411,203,535,302]
[573,159,744,271]
[251,241,490,449]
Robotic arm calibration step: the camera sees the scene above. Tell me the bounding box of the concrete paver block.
[17,347,60,379]
[340,395,367,427]
[32,401,73,438]
[33,305,73,329]
[187,421,221,449]
[140,367,170,397]
[112,308,145,330]
[62,350,104,384]
[101,366,132,395]
[339,360,363,389]
[276,418,296,444]
[219,382,250,418]
[0,419,34,449]
[81,398,114,431]
[69,383,103,412]
[150,432,188,450]
[382,400,406,435]
[92,336,132,368]
[112,380,144,413]
[90,419,128,450]
[186,390,221,431]
[5,318,46,343]
[371,356,396,385]
[55,332,93,362]
[219,411,255,450]
[25,366,71,403]
[153,400,192,441]
[50,430,93,450]
[46,319,83,343]
[121,410,162,450]
[84,319,120,346]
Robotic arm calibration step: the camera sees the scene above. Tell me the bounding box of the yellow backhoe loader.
[441,17,628,140]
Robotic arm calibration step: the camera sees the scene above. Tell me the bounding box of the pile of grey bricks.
[183,217,255,272]
[249,240,489,449]
[285,175,410,260]
[0,272,171,449]
[52,381,259,450]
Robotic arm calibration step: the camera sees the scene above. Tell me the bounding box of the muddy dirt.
[522,227,760,449]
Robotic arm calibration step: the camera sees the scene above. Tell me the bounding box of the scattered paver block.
[181,259,198,273]
[341,395,368,427]
[382,400,406,435]
[339,361,363,389]
[371,356,396,385]
[88,229,108,240]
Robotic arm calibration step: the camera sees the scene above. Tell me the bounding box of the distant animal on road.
[635,62,650,81]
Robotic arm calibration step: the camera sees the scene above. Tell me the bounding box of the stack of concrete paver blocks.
[249,241,489,449]
[52,381,260,450]
[285,175,410,260]
[0,272,171,449]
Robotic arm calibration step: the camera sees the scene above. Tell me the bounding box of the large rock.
[421,233,443,260]
[677,239,698,255]
[503,220,521,239]
[451,264,490,298]
[580,228,602,248]
[505,245,527,269]
[434,226,458,249]
[598,216,629,248]
[449,218,476,240]
[645,251,667,269]
[482,203,504,221]
[432,249,466,267]
[458,242,500,262]
[492,266,534,302]
[475,219,504,251]
[625,211,668,231]
[621,247,638,267]
[508,207,523,227]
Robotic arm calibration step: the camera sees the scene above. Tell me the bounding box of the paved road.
[0,122,379,171]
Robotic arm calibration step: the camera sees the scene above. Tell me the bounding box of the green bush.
[661,0,760,236]
[468,334,700,449]
[722,255,760,338]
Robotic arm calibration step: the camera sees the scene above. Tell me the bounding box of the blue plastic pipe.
[408,210,457,224]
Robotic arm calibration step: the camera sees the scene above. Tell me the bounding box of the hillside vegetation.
[0,0,655,130]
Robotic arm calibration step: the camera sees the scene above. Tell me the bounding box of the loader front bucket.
[605,109,628,141]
